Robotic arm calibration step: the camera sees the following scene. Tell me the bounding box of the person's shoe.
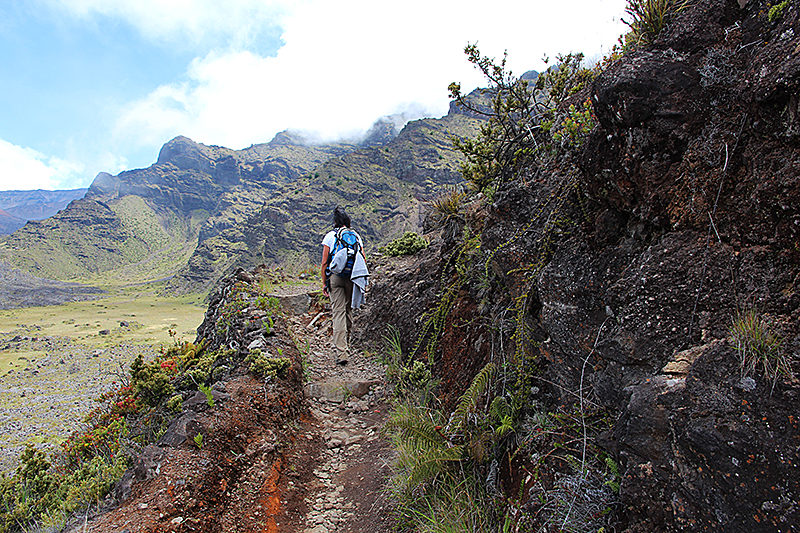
[335,350,348,365]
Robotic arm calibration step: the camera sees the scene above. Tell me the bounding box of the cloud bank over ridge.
[1,0,627,190]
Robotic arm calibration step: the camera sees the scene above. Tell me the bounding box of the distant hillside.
[0,189,87,235]
[0,101,489,294]
[0,132,359,286]
[0,211,24,236]
[0,260,103,309]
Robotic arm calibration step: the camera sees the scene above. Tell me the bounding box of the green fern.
[386,404,465,494]
[385,403,447,452]
[452,363,495,431]
[604,456,621,494]
[489,396,510,421]
[198,383,214,408]
[386,363,508,530]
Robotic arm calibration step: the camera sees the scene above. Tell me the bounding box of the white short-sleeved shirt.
[322,228,364,251]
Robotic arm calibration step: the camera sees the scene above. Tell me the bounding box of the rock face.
[354,0,800,530]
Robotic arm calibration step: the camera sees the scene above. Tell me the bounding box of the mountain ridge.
[0,104,488,295]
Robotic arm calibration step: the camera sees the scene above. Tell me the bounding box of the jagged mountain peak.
[155,135,238,173]
[266,130,310,146]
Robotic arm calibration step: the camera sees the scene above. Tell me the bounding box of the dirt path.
[286,310,396,533]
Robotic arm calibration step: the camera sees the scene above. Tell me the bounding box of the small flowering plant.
[159,358,178,374]
[60,410,128,470]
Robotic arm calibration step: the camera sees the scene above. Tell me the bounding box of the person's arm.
[359,236,367,263]
[320,245,330,297]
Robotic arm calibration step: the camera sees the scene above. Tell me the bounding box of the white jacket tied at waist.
[350,253,369,310]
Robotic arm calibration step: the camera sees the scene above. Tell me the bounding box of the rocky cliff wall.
[354,0,800,530]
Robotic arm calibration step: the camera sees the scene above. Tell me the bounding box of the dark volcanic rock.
[355,0,800,530]
[616,341,800,530]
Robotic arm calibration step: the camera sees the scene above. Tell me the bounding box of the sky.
[0,0,629,192]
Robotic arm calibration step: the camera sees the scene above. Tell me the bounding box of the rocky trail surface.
[289,306,396,533]
[59,276,397,533]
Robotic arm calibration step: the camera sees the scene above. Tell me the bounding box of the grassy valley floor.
[0,287,207,474]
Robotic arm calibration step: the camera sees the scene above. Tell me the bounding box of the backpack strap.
[326,228,339,268]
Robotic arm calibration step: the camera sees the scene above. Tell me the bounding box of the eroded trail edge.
[61,272,396,533]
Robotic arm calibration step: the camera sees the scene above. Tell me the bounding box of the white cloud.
[113,0,629,151]
[0,139,86,191]
[39,0,294,50]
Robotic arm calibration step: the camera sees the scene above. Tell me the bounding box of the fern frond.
[452,363,495,431]
[385,404,447,451]
[489,396,510,423]
[402,444,466,492]
[466,430,494,463]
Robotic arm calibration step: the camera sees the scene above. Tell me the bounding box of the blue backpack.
[328,228,360,278]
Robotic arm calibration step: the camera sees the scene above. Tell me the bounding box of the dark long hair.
[333,207,351,228]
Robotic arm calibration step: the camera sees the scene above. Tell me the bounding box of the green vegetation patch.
[382,232,429,257]
[244,349,291,379]
[768,0,789,22]
[111,196,171,260]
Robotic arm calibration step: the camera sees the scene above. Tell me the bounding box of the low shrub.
[769,0,789,22]
[383,232,429,257]
[0,443,129,532]
[129,353,175,407]
[0,338,222,531]
[545,99,597,148]
[244,349,291,379]
[428,187,466,227]
[729,308,792,389]
[623,0,689,47]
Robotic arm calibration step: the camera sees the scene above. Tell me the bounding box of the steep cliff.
[354,0,800,530]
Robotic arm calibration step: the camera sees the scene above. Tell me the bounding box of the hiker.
[320,207,369,365]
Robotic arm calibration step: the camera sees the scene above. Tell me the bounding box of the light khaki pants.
[329,274,353,353]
